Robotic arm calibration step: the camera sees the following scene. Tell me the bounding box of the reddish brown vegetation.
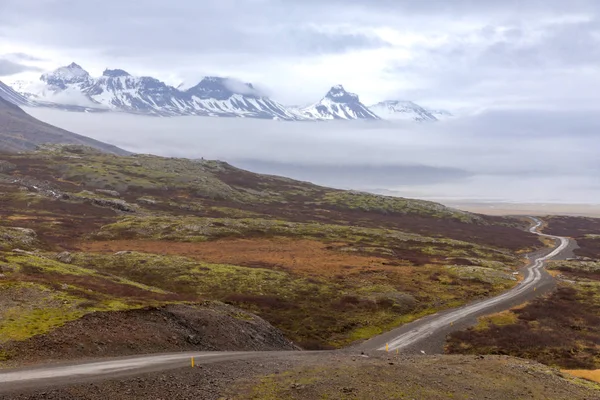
[545,216,600,258]
[446,287,600,369]
[77,238,409,277]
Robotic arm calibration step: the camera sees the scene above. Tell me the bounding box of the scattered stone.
[0,160,16,173]
[137,197,157,205]
[90,198,137,213]
[56,251,73,264]
[12,248,35,255]
[115,251,132,256]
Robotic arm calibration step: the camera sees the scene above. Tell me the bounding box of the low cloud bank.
[25,107,600,203]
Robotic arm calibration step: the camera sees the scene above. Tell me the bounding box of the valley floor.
[445,201,600,218]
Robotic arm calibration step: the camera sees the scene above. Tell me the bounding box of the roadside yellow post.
[386,343,389,352]
[534,287,537,291]
[396,349,399,355]
[450,321,453,326]
[191,357,195,368]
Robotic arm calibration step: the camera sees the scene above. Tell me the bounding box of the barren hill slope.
[0,93,128,155]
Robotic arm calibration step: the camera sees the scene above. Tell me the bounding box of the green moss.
[209,207,263,218]
[8,254,99,276]
[7,253,167,294]
[474,311,519,331]
[0,307,85,342]
[316,191,482,222]
[445,265,516,286]
[349,326,383,341]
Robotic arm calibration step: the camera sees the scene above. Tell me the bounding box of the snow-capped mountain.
[185,77,303,120]
[8,63,305,119]
[369,100,438,122]
[83,69,184,115]
[41,62,91,89]
[6,62,454,122]
[298,85,380,120]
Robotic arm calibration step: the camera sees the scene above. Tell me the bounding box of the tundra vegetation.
[447,216,600,374]
[0,145,545,363]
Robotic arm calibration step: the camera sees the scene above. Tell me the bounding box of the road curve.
[0,217,570,393]
[358,216,570,352]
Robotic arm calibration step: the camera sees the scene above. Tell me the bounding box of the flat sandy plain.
[444,202,600,217]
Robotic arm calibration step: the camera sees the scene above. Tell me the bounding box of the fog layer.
[26,108,600,204]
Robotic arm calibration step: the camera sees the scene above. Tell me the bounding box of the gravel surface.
[4,353,598,400]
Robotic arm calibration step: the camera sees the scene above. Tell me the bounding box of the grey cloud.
[6,52,44,62]
[384,17,600,109]
[1,0,388,57]
[0,58,42,76]
[282,0,600,17]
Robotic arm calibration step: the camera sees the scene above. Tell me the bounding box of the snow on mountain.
[299,85,380,120]
[6,62,453,122]
[9,63,306,119]
[40,62,91,89]
[0,80,35,106]
[369,100,438,122]
[428,109,454,120]
[185,77,304,120]
[81,69,184,115]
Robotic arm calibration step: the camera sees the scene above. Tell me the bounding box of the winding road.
[0,217,571,394]
[358,217,570,352]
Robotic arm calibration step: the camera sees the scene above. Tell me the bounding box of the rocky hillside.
[0,92,128,154]
[1,302,298,367]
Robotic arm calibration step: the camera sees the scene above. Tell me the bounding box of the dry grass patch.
[564,369,600,384]
[78,238,408,277]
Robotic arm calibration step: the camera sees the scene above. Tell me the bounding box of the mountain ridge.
[4,62,452,121]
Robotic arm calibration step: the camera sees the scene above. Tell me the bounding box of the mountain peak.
[41,63,90,87]
[102,69,131,78]
[188,76,258,100]
[67,62,84,69]
[325,85,359,103]
[299,85,379,120]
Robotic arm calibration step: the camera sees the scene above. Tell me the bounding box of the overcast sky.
[3,0,600,110]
